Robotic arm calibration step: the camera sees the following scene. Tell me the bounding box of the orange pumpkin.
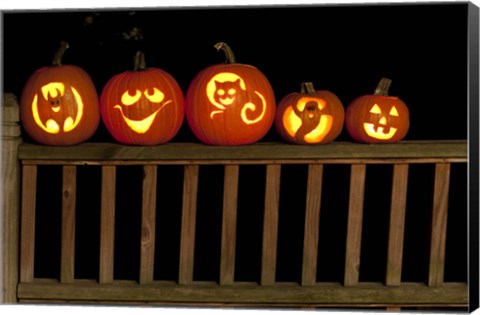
[345,78,409,143]
[275,82,345,144]
[185,42,276,145]
[20,41,100,145]
[100,51,184,145]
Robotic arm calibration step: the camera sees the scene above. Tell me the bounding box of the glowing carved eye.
[144,88,164,103]
[121,90,142,105]
[369,104,382,114]
[228,88,236,95]
[217,89,225,96]
[389,106,399,116]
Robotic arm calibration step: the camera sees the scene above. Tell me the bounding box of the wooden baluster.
[179,165,199,285]
[2,93,22,303]
[302,164,323,286]
[428,163,451,287]
[386,164,409,286]
[99,166,116,284]
[20,165,37,284]
[261,164,281,286]
[61,166,77,283]
[344,164,366,286]
[140,165,158,284]
[220,165,240,285]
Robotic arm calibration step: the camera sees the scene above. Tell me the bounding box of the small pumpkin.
[185,42,276,146]
[100,51,184,145]
[275,82,345,144]
[20,41,100,145]
[345,77,409,143]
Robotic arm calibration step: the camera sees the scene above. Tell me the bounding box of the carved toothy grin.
[363,123,397,140]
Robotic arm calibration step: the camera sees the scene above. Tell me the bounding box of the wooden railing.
[1,94,469,309]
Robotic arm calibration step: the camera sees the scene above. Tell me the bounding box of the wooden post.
[386,164,409,286]
[220,165,239,285]
[179,165,199,285]
[429,163,451,287]
[1,93,22,303]
[344,164,366,286]
[261,164,281,286]
[302,164,323,286]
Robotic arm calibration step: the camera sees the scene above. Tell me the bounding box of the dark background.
[2,3,469,291]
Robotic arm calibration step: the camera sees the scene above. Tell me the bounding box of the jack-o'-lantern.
[345,77,409,143]
[275,82,345,144]
[20,41,100,145]
[185,42,276,146]
[100,51,184,145]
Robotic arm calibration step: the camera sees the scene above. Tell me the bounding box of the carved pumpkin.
[345,78,409,143]
[100,51,185,145]
[275,82,345,144]
[185,42,276,145]
[20,41,100,145]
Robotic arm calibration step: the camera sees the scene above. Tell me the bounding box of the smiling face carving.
[114,87,172,134]
[32,82,84,134]
[345,95,409,144]
[99,65,185,146]
[363,104,400,140]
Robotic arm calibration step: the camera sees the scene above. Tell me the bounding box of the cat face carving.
[214,79,240,106]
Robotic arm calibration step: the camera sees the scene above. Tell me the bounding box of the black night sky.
[1,3,471,291]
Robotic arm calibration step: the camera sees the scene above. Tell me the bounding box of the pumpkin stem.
[214,42,236,64]
[52,41,69,67]
[300,82,316,95]
[374,77,392,96]
[134,51,147,71]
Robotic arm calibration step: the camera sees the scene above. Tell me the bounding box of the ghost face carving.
[275,83,345,145]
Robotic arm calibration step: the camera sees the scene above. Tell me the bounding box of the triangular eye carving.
[369,104,382,114]
[389,106,399,116]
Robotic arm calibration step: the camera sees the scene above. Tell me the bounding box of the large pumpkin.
[345,78,409,143]
[185,42,276,145]
[20,41,100,145]
[100,51,184,145]
[275,82,344,144]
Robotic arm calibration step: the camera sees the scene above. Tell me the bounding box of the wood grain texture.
[302,164,323,286]
[17,141,467,162]
[386,164,409,286]
[100,166,116,284]
[179,165,199,285]
[261,164,281,286]
[2,93,22,303]
[140,165,158,284]
[220,165,239,285]
[20,165,37,284]
[61,166,77,283]
[429,163,451,287]
[17,280,468,306]
[344,164,366,286]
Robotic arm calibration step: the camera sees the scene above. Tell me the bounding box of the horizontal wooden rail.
[17,280,468,306]
[18,141,467,164]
